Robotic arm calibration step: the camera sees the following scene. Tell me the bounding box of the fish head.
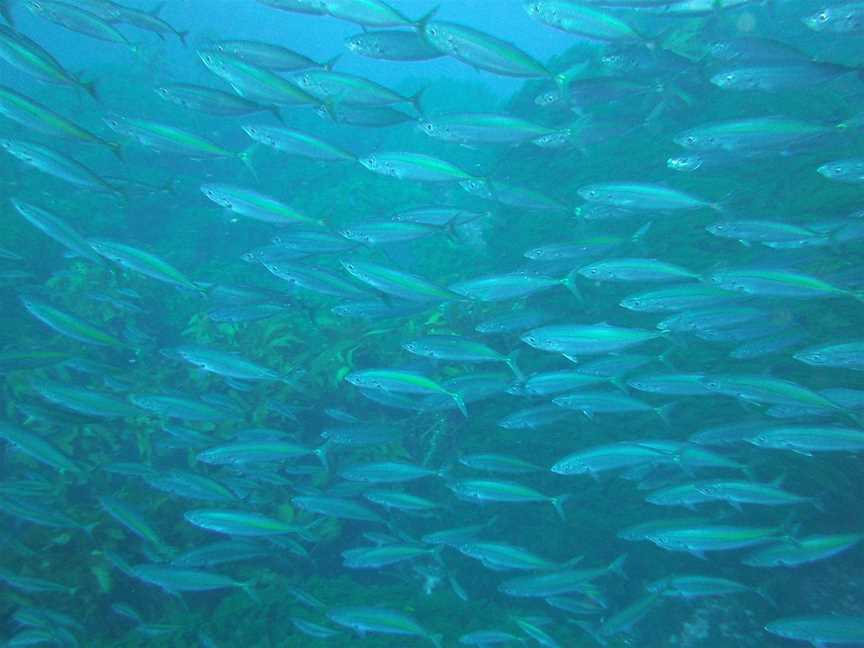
[673,131,710,150]
[709,70,743,89]
[619,296,646,311]
[818,161,852,180]
[523,1,556,21]
[23,0,45,15]
[802,8,834,31]
[706,40,735,61]
[667,155,703,172]
[338,228,368,243]
[577,185,605,203]
[520,331,543,348]
[153,86,172,101]
[357,155,378,172]
[196,49,222,72]
[101,114,129,136]
[417,120,439,138]
[534,90,562,107]
[240,124,264,142]
[0,140,32,163]
[340,259,360,276]
[421,22,447,49]
[793,348,827,365]
[345,35,380,57]
[706,222,731,236]
[600,52,635,74]
[578,263,604,280]
[700,376,723,393]
[459,179,491,199]
[200,185,232,208]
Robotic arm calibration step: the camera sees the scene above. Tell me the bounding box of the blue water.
[0,0,863,646]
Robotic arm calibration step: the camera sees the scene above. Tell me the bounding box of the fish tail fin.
[80,77,100,102]
[609,376,628,394]
[268,105,285,124]
[575,621,606,646]
[755,584,778,608]
[551,494,570,521]
[239,145,259,181]
[607,553,628,579]
[240,580,259,603]
[313,442,330,471]
[563,554,584,568]
[108,141,125,161]
[428,633,443,648]
[505,351,523,381]
[409,86,428,116]
[413,5,439,29]
[447,391,467,418]
[176,30,190,47]
[81,521,99,538]
[658,346,676,368]
[631,220,653,244]
[561,267,584,303]
[655,402,676,426]
[322,54,341,71]
[0,0,14,27]
[431,544,446,565]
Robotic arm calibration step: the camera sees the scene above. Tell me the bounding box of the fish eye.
[819,11,829,21]
[427,27,438,36]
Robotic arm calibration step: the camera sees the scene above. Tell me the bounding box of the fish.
[0,84,118,155]
[764,615,864,646]
[458,542,580,571]
[578,182,721,212]
[87,239,200,291]
[521,323,662,356]
[327,607,442,647]
[744,532,864,568]
[525,1,645,42]
[155,83,280,119]
[184,509,312,537]
[20,295,124,346]
[201,183,320,225]
[0,423,82,475]
[359,151,478,182]
[499,555,627,597]
[420,19,549,78]
[342,544,440,569]
[746,426,864,455]
[241,123,354,160]
[198,49,323,107]
[24,0,136,50]
[196,440,325,466]
[211,39,333,70]
[172,345,294,382]
[345,369,468,416]
[131,564,256,600]
[0,138,121,195]
[0,25,97,98]
[447,479,569,519]
[794,342,864,372]
[11,198,101,262]
[346,29,443,61]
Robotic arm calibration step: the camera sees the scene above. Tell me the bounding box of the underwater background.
[0,0,863,646]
